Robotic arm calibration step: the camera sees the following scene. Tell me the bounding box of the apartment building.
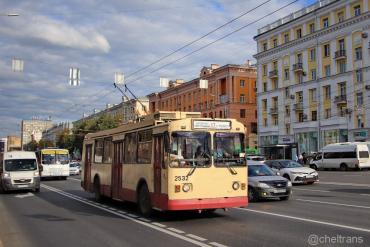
[21,118,53,150]
[42,122,73,146]
[254,0,370,158]
[147,63,258,148]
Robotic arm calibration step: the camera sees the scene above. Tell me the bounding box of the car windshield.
[70,163,77,167]
[280,160,303,168]
[5,159,37,171]
[248,165,275,177]
[169,131,211,167]
[214,133,246,167]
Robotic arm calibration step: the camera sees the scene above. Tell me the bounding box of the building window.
[285,105,290,117]
[240,94,245,103]
[273,116,278,126]
[285,88,290,98]
[284,68,289,80]
[240,80,245,87]
[273,38,278,48]
[324,85,331,100]
[338,61,346,73]
[323,18,329,28]
[284,33,289,43]
[263,118,267,127]
[310,88,317,102]
[324,44,330,57]
[309,23,315,34]
[298,112,304,123]
[262,99,267,111]
[354,5,361,17]
[263,42,267,51]
[286,124,290,134]
[310,48,316,61]
[312,111,317,121]
[356,69,363,83]
[296,28,302,39]
[357,92,363,106]
[338,39,345,50]
[324,65,331,77]
[355,47,362,60]
[311,69,317,80]
[325,108,331,119]
[240,109,246,118]
[263,64,267,76]
[263,82,267,92]
[337,11,345,22]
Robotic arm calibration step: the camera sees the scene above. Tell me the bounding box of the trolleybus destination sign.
[192,120,231,130]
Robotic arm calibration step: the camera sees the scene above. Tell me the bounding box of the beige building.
[122,97,149,123]
[42,122,73,146]
[21,118,53,149]
[7,136,21,151]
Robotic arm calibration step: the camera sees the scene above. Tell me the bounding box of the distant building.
[122,97,149,123]
[254,0,370,158]
[21,118,53,150]
[148,63,257,149]
[42,122,73,146]
[0,138,7,153]
[7,136,21,151]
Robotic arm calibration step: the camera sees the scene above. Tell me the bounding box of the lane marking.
[318,182,370,187]
[296,199,370,210]
[41,184,213,247]
[152,222,166,228]
[168,228,185,234]
[293,188,330,193]
[67,177,81,182]
[138,217,151,222]
[186,234,207,241]
[15,192,34,198]
[209,242,228,247]
[236,208,370,233]
[361,194,370,197]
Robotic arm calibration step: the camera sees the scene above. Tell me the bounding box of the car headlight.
[257,182,270,189]
[34,171,39,177]
[287,181,292,187]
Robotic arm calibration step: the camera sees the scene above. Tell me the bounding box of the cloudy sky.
[0,0,314,137]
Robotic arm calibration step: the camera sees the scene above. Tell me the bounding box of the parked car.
[69,162,80,176]
[265,160,319,184]
[248,163,292,201]
[246,155,266,165]
[310,142,370,171]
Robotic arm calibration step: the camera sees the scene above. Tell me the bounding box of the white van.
[310,143,370,171]
[0,151,41,192]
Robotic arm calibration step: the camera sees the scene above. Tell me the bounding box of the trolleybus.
[36,148,70,179]
[81,111,248,215]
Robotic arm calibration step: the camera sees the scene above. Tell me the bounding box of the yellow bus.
[36,148,70,179]
[81,111,247,215]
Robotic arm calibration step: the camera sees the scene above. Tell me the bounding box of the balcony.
[334,50,346,60]
[293,102,303,111]
[270,107,279,115]
[334,95,347,104]
[292,63,303,72]
[269,70,278,78]
[219,95,229,104]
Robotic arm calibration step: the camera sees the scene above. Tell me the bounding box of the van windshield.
[5,159,37,171]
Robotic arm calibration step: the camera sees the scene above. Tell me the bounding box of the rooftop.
[256,0,338,37]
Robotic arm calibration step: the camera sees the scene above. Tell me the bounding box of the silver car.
[248,164,292,202]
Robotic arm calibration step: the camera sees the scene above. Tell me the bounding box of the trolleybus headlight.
[3,172,10,178]
[182,183,191,192]
[232,181,240,190]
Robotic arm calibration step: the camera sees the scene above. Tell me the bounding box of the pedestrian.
[298,154,303,164]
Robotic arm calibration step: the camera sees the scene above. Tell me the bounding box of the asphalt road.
[1,170,370,247]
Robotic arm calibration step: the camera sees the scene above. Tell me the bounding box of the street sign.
[115,72,124,85]
[160,77,169,88]
[12,58,24,72]
[69,67,80,86]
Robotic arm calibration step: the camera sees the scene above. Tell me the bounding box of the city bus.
[36,148,70,179]
[81,111,248,215]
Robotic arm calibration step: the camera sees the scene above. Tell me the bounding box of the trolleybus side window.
[214,133,246,167]
[124,132,137,164]
[137,129,152,164]
[103,137,113,163]
[94,139,104,163]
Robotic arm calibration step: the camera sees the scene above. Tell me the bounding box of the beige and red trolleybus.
[81,111,247,215]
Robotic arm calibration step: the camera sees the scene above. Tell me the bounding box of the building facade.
[122,97,150,124]
[42,122,73,146]
[148,63,257,148]
[21,119,53,149]
[254,0,370,158]
[7,136,21,151]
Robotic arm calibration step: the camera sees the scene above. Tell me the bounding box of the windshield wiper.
[225,162,238,175]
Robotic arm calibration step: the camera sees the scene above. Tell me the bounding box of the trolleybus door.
[154,136,163,194]
[84,144,92,191]
[112,141,123,199]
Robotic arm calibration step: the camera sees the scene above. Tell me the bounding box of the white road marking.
[296,199,370,209]
[361,194,370,197]
[67,177,81,182]
[168,228,185,234]
[209,242,228,247]
[15,192,34,198]
[318,182,370,187]
[186,234,207,241]
[138,217,151,222]
[236,208,370,233]
[293,188,330,193]
[41,184,213,247]
[127,213,138,218]
[152,222,166,228]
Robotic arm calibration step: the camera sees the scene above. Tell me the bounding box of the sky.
[0,0,313,137]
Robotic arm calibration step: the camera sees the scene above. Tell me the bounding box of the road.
[1,170,370,247]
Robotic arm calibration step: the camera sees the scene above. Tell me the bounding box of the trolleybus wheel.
[138,184,152,217]
[94,177,102,202]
